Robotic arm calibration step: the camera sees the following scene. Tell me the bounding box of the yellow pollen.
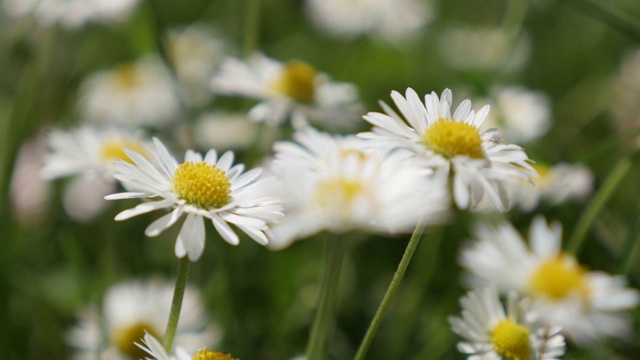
[100,140,148,164]
[192,347,238,360]
[114,63,140,89]
[491,319,532,360]
[422,118,484,159]
[113,322,159,359]
[528,255,590,301]
[339,148,367,161]
[274,61,316,103]
[173,162,232,209]
[315,177,368,215]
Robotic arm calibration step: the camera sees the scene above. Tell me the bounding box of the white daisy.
[106,137,283,261]
[509,162,594,212]
[40,125,150,221]
[41,125,150,182]
[210,53,362,129]
[10,133,51,223]
[136,332,237,360]
[304,0,433,44]
[481,86,552,144]
[66,278,219,360]
[268,128,449,250]
[166,25,227,106]
[3,0,140,29]
[459,216,640,345]
[79,55,181,127]
[449,287,565,360]
[359,88,537,211]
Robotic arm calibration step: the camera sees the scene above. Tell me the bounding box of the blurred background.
[1,0,640,359]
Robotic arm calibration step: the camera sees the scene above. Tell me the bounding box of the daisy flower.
[359,88,536,211]
[508,162,594,212]
[41,125,149,182]
[210,53,362,129]
[166,25,227,106]
[449,287,565,360]
[459,216,640,344]
[40,125,150,221]
[481,86,552,144]
[106,138,283,261]
[66,278,219,360]
[136,333,237,360]
[268,128,449,250]
[304,0,433,44]
[79,55,181,127]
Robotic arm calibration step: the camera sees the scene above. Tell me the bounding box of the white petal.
[145,208,184,237]
[211,215,240,245]
[114,200,172,221]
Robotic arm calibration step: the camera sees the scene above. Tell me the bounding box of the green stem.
[564,0,640,42]
[162,257,192,353]
[306,236,347,360]
[354,224,425,360]
[243,0,262,56]
[567,157,632,255]
[619,202,640,274]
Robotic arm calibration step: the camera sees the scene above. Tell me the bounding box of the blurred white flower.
[40,125,150,221]
[304,0,433,43]
[167,25,227,106]
[460,216,640,345]
[79,56,181,127]
[610,48,640,141]
[192,112,258,151]
[509,163,594,212]
[106,138,283,261]
[3,0,140,28]
[439,26,530,73]
[268,128,449,250]
[10,133,51,223]
[449,287,565,360]
[67,278,219,360]
[359,88,537,211]
[481,86,552,144]
[210,53,362,129]
[41,125,150,182]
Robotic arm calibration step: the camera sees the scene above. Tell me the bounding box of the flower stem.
[567,157,632,255]
[354,224,424,360]
[619,202,640,274]
[243,0,262,56]
[565,0,640,42]
[305,236,347,360]
[162,256,192,353]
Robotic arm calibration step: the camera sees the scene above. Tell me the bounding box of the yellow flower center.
[315,178,367,211]
[173,162,232,209]
[100,139,148,164]
[422,118,484,159]
[274,61,316,103]
[528,255,590,301]
[113,322,159,359]
[192,347,237,360]
[491,319,532,360]
[114,63,140,89]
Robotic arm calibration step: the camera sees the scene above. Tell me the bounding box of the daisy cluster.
[4,0,640,359]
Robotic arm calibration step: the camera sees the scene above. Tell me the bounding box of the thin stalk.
[619,202,640,274]
[354,224,425,360]
[162,257,192,353]
[567,157,632,255]
[564,0,640,42]
[306,237,347,360]
[243,0,262,56]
